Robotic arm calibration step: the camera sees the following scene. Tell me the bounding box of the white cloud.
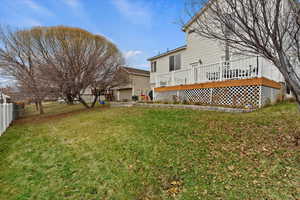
[124,50,142,59]
[0,0,50,28]
[23,0,39,9]
[63,0,81,8]
[22,18,42,27]
[111,0,152,25]
[5,17,42,27]
[95,32,115,43]
[22,0,54,16]
[61,0,86,19]
[123,50,147,68]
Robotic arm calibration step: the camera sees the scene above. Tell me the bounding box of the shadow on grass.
[13,105,110,125]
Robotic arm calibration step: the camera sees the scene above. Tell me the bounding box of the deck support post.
[117,90,120,101]
[258,56,262,78]
[171,71,175,86]
[155,75,159,88]
[191,66,195,84]
[220,62,223,81]
[210,88,213,104]
[259,86,262,108]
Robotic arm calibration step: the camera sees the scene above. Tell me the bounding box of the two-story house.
[148,1,290,108]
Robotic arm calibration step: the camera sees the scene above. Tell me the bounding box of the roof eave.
[147,45,187,61]
[129,72,150,77]
[121,67,150,76]
[181,0,214,32]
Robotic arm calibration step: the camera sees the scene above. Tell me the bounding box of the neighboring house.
[112,67,150,101]
[148,2,292,108]
[81,66,151,102]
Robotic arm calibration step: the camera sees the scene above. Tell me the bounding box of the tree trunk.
[78,96,90,109]
[287,78,300,107]
[65,93,74,104]
[35,101,39,111]
[91,94,99,108]
[38,101,44,114]
[277,54,300,110]
[289,82,300,112]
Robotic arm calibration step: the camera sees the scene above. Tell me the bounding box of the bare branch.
[185,0,300,108]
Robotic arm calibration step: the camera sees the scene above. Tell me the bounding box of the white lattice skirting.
[155,85,280,108]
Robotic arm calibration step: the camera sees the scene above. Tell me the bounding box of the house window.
[151,61,157,73]
[169,54,181,71]
[169,56,174,71]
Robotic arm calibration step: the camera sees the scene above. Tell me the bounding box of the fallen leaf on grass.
[167,187,180,197]
[170,181,181,186]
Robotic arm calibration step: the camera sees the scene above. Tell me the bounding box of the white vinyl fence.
[0,103,13,136]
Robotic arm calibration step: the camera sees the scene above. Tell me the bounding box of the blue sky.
[0,0,188,74]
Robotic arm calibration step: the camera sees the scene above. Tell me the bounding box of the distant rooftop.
[122,66,150,76]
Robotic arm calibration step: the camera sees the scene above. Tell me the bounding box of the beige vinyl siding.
[185,29,224,65]
[119,89,132,101]
[149,34,224,85]
[150,49,187,84]
[131,75,151,96]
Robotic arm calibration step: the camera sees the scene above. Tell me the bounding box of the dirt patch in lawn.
[13,106,109,125]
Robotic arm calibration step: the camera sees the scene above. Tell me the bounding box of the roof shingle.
[122,67,150,76]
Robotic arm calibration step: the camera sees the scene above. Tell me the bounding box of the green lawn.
[24,101,101,117]
[0,102,299,199]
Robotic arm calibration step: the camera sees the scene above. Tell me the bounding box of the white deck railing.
[153,56,281,87]
[0,103,13,136]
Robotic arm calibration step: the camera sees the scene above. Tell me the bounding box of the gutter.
[147,45,187,61]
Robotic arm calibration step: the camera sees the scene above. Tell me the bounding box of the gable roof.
[182,0,300,31]
[121,66,150,77]
[182,0,213,32]
[147,45,187,61]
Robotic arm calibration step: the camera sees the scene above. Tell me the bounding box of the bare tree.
[185,0,300,109]
[28,26,124,108]
[0,26,125,111]
[0,26,53,114]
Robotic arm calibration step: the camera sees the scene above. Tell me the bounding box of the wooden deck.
[154,77,281,92]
